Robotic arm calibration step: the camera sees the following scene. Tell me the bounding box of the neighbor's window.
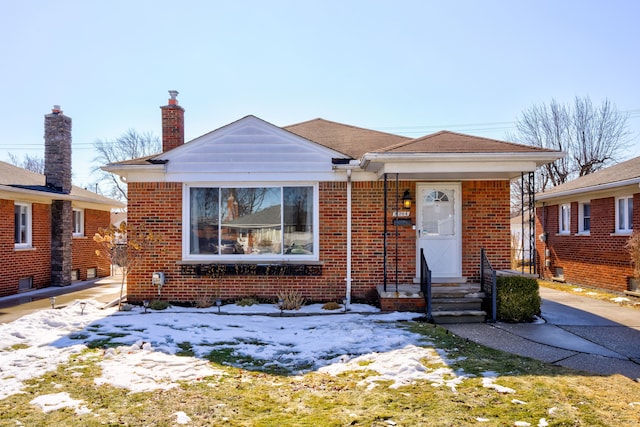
[72,208,84,236]
[578,202,590,233]
[14,202,32,248]
[559,203,571,234]
[187,185,316,259]
[616,196,634,233]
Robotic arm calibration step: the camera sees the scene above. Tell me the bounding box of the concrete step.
[432,310,487,324]
[431,297,483,311]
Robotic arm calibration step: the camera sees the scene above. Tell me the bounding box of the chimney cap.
[52,105,62,114]
[168,90,179,105]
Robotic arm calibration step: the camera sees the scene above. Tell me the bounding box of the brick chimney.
[44,105,72,194]
[160,90,185,152]
[44,105,73,287]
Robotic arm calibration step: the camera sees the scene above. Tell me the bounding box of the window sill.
[555,233,571,237]
[14,246,36,252]
[73,235,87,239]
[611,231,633,236]
[574,232,590,236]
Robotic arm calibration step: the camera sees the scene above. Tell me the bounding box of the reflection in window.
[189,186,314,257]
[422,190,454,235]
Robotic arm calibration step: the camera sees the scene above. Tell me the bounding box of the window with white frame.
[73,208,84,236]
[186,185,316,259]
[616,196,634,233]
[559,203,571,234]
[14,202,32,248]
[578,202,591,233]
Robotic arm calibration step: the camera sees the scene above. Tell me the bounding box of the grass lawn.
[1,322,639,426]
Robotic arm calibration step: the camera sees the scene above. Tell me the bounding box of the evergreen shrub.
[496,276,541,322]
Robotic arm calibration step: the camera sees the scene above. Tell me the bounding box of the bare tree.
[92,129,160,201]
[513,97,630,193]
[8,153,45,174]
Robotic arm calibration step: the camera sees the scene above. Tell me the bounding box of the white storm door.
[417,183,462,279]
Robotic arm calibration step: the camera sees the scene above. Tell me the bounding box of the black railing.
[480,248,497,322]
[420,248,433,322]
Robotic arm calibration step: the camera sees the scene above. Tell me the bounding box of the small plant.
[625,230,640,278]
[236,297,259,307]
[321,301,341,310]
[148,300,170,310]
[496,276,541,322]
[277,289,306,310]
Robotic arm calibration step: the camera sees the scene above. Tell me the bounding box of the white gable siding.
[161,116,347,182]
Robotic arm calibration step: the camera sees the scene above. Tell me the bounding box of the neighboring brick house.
[0,106,123,298]
[536,156,640,293]
[104,92,561,306]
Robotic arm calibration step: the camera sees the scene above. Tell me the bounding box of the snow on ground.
[0,298,443,402]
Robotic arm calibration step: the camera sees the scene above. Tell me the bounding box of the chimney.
[160,90,185,152]
[44,105,72,194]
[44,105,73,287]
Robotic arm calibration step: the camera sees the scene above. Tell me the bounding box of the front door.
[416,183,462,279]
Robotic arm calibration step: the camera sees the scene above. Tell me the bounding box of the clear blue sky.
[1,0,639,188]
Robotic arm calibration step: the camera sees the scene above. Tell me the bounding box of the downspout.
[345,169,353,304]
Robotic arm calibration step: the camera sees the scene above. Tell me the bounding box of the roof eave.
[537,177,640,202]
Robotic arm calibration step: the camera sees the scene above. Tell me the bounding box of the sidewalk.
[443,286,640,380]
[0,276,123,324]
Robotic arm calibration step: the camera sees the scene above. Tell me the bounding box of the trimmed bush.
[496,276,541,322]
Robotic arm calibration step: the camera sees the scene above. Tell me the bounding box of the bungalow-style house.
[104,91,562,312]
[0,106,124,298]
[536,156,640,293]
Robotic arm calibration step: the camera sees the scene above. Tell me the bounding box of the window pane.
[190,188,219,254]
[618,198,627,230]
[284,187,314,254]
[582,203,590,231]
[221,187,280,255]
[628,198,633,230]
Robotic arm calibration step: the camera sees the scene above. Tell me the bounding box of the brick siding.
[536,192,640,292]
[126,179,512,305]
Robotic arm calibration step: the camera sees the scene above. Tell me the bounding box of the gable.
[159,116,349,181]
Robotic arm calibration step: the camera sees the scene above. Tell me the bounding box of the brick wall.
[535,193,639,292]
[126,179,512,304]
[72,208,112,280]
[0,199,51,297]
[461,180,512,279]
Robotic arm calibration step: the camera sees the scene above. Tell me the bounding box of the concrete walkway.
[444,286,640,380]
[0,277,123,324]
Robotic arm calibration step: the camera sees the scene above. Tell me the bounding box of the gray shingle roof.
[538,156,640,198]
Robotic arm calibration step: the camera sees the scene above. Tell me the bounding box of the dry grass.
[540,279,640,310]
[1,323,639,426]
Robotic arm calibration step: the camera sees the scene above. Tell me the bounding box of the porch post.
[383,174,388,292]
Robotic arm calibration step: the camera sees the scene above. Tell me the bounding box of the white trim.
[558,203,571,235]
[14,201,32,249]
[72,208,85,237]
[615,195,634,233]
[181,183,319,262]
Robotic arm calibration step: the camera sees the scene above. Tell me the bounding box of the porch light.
[402,190,412,209]
[49,296,56,309]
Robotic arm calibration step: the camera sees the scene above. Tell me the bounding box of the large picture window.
[187,185,315,259]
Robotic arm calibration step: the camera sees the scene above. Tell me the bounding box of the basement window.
[87,268,97,279]
[18,277,32,292]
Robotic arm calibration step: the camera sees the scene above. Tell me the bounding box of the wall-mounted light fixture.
[402,190,412,209]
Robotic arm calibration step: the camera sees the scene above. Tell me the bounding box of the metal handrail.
[420,248,433,322]
[480,248,497,322]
